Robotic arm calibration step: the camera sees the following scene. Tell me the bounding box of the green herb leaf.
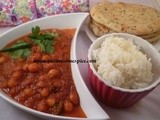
[36,40,46,52]
[0,41,31,52]
[22,48,31,58]
[42,33,54,40]
[42,32,59,40]
[32,26,40,35]
[10,49,23,59]
[28,34,38,40]
[0,41,31,59]
[44,40,54,53]
[9,48,31,59]
[29,26,58,54]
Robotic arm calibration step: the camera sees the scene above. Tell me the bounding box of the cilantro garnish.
[0,41,31,59]
[29,26,59,53]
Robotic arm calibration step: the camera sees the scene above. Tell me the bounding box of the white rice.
[92,36,153,89]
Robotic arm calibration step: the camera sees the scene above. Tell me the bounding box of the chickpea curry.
[0,26,86,118]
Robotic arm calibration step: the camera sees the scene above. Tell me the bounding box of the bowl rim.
[88,33,160,93]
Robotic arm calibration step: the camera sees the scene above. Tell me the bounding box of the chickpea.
[39,75,48,81]
[31,53,41,61]
[28,63,40,73]
[23,88,34,97]
[7,79,17,88]
[69,87,79,105]
[12,71,23,80]
[46,97,56,107]
[37,100,48,112]
[40,88,49,97]
[0,56,7,64]
[64,100,73,113]
[48,69,59,78]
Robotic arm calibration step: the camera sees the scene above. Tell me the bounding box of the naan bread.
[90,1,160,35]
[89,18,115,36]
[139,30,160,38]
[89,17,160,42]
[143,33,160,42]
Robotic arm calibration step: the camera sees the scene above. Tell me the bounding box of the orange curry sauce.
[0,28,86,118]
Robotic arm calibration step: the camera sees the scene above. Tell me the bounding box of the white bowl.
[0,13,109,120]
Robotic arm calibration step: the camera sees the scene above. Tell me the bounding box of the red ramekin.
[88,33,160,108]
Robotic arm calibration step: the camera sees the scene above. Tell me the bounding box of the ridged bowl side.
[88,64,154,108]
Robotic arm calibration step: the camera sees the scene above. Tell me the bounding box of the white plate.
[84,16,97,42]
[0,13,109,120]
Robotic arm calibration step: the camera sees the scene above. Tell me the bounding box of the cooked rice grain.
[92,36,153,89]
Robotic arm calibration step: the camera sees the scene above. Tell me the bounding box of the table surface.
[0,0,160,120]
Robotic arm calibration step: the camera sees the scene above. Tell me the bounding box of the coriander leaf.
[29,26,59,54]
[42,32,59,40]
[9,48,31,59]
[28,34,38,40]
[37,41,46,52]
[42,33,54,40]
[32,26,40,35]
[44,40,54,53]
[0,41,32,59]
[10,49,23,59]
[22,48,31,58]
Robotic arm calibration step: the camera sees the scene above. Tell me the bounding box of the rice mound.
[92,36,153,89]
